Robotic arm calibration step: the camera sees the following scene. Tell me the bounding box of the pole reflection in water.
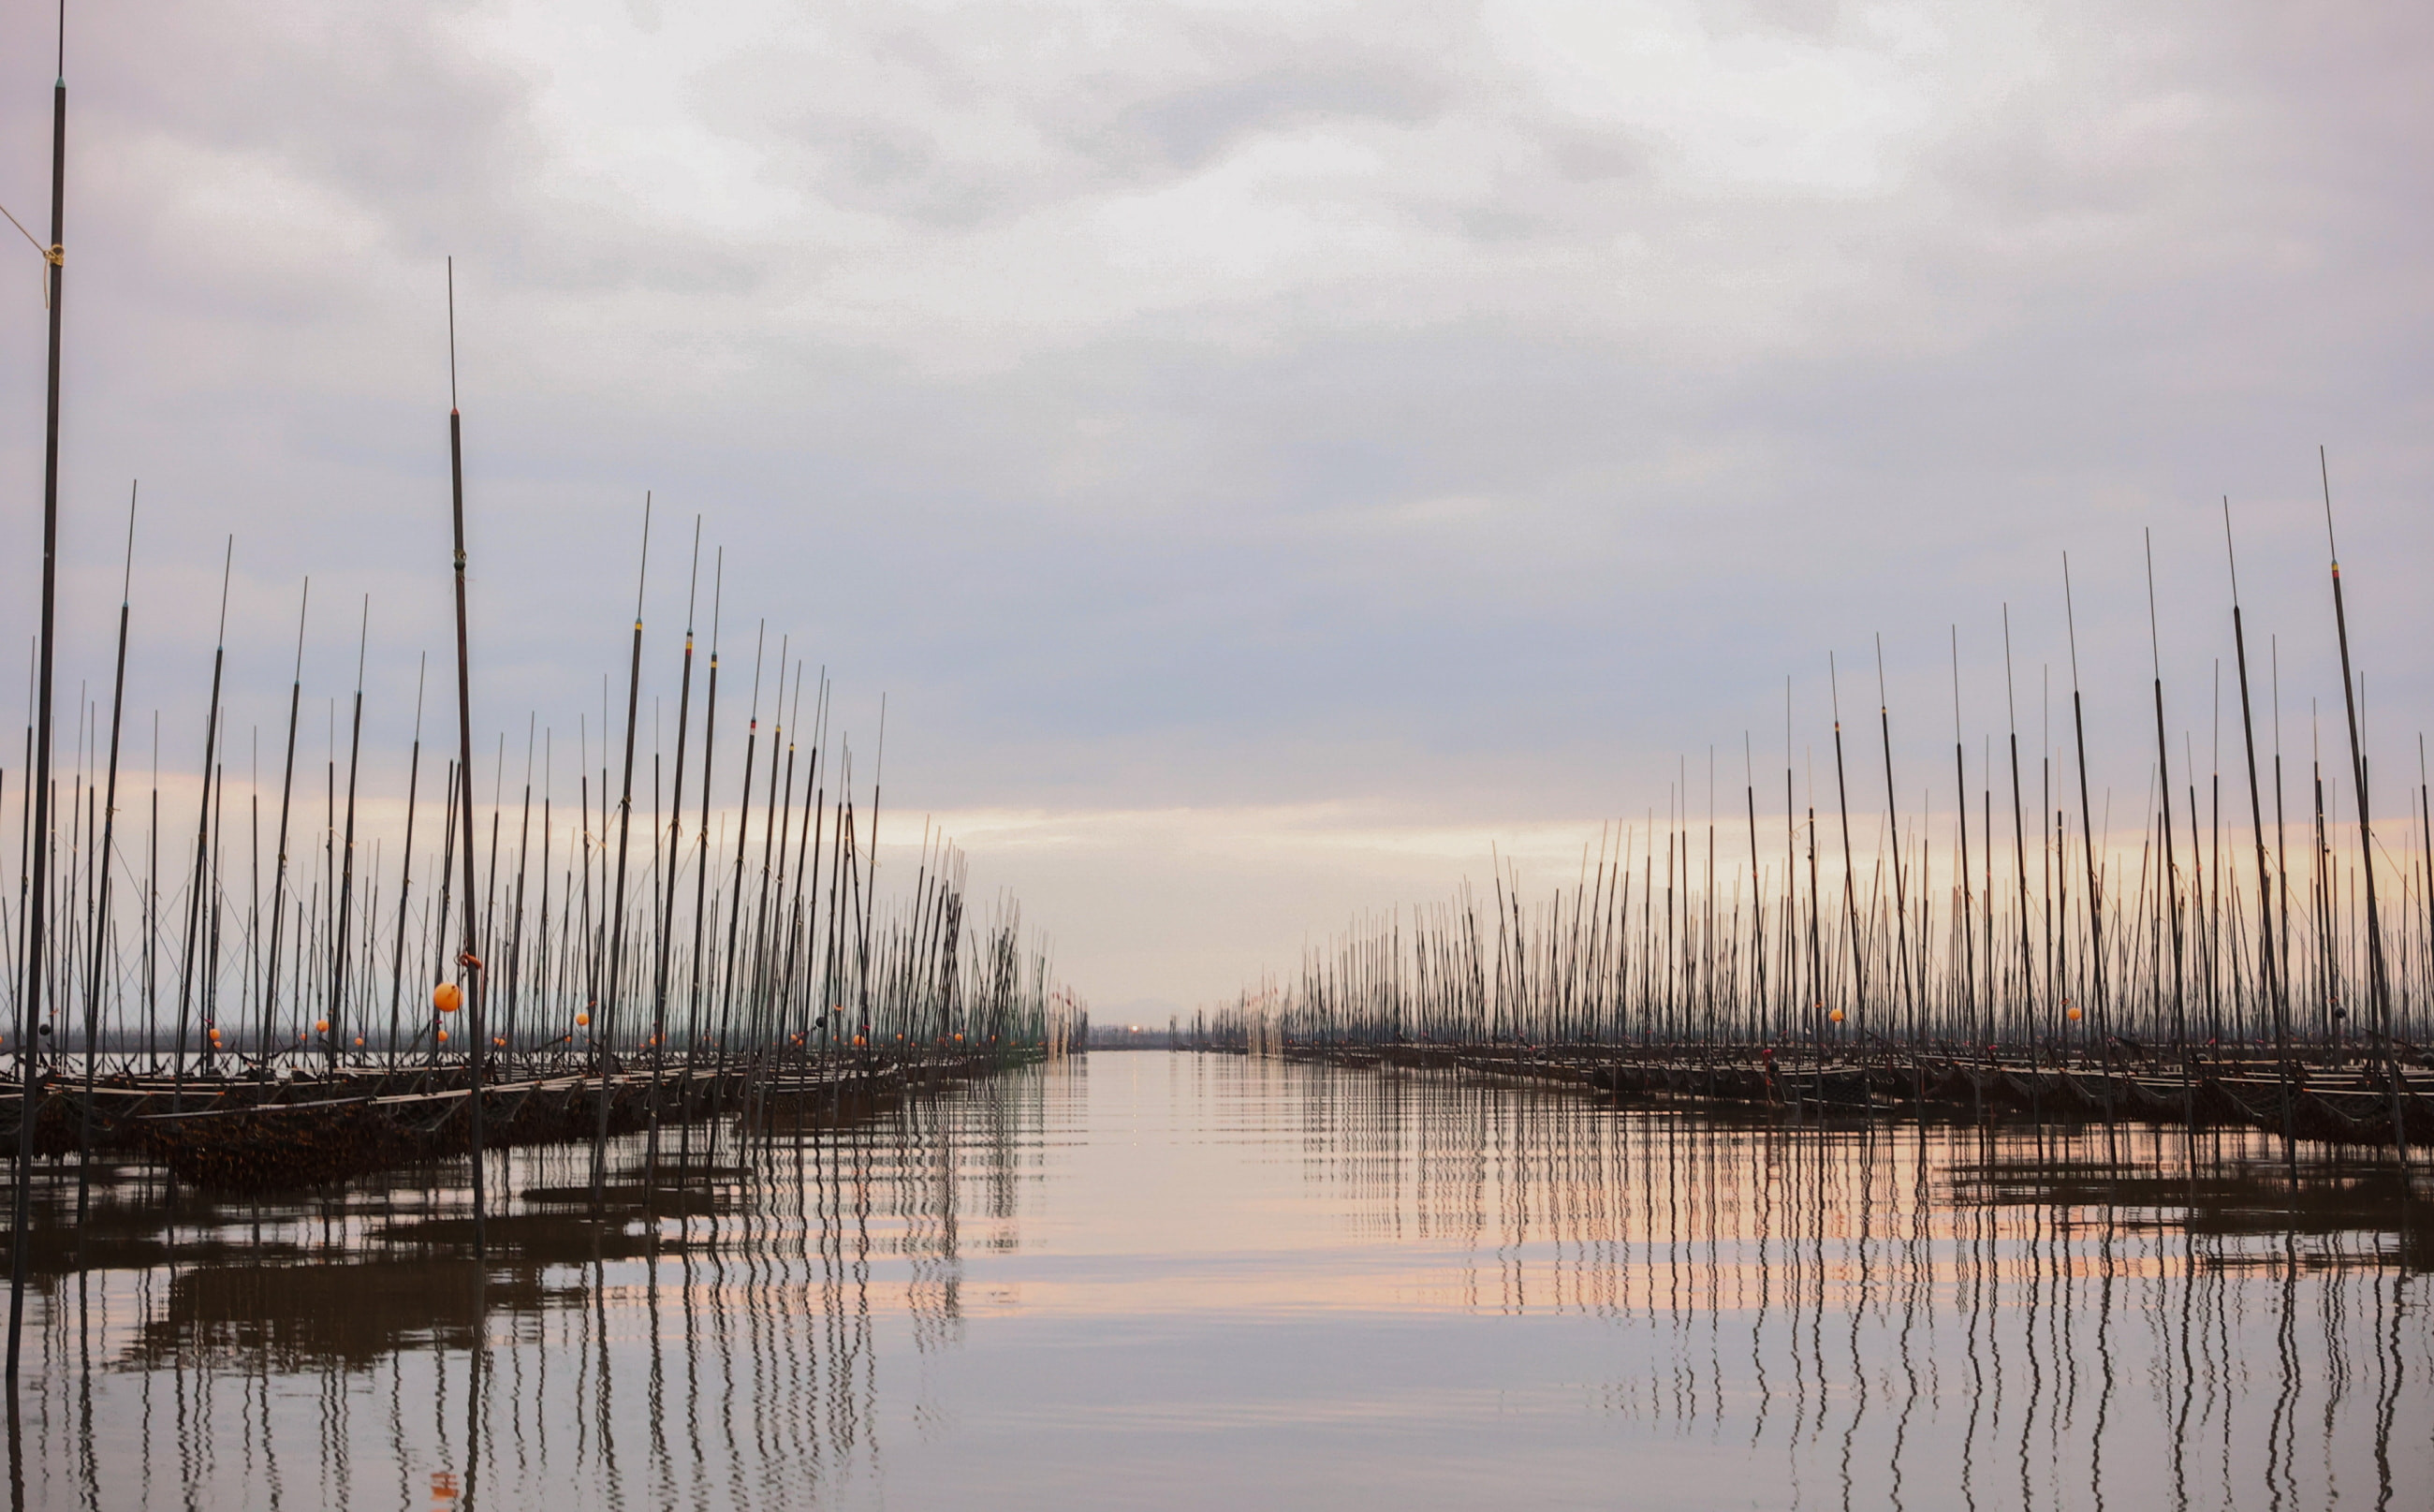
[4,1054,2427,1509]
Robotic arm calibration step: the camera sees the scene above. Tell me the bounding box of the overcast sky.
[1,1,2428,1016]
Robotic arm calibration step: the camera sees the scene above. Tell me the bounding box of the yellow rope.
[0,199,60,307]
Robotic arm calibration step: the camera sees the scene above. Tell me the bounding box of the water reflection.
[6,1055,2425,1509]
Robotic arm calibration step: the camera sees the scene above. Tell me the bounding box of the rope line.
[0,198,61,307]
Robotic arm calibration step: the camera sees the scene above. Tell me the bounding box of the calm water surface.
[13,1054,2430,1509]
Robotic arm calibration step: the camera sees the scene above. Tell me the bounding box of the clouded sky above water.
[1,1,2427,1014]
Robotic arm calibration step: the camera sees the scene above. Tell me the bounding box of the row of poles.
[1204,482,2421,1154]
[0,518,1069,1080]
[0,18,1077,1386]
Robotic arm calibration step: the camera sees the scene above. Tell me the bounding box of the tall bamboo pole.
[2222,500,2294,1171]
[2145,533,2192,1130]
[386,659,426,1073]
[75,489,132,1228]
[592,498,649,1206]
[2319,449,2406,1160]
[680,553,722,1184]
[1874,637,1918,1078]
[260,587,308,1056]
[2001,614,2035,1058]
[7,26,67,1383]
[1828,657,1866,1048]
[644,521,701,1193]
[2062,557,2115,1130]
[445,260,490,1251]
[1950,626,1979,1113]
[328,600,368,1070]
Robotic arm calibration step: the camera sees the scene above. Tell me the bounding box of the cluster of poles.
[0,518,1070,1079]
[0,28,1076,1385]
[1203,477,2427,1157]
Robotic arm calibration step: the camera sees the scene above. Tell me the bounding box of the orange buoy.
[354,1035,365,1047]
[576,1011,591,1027]
[433,981,462,1014]
[2066,1006,2083,1021]
[853,1035,866,1047]
[437,1029,449,1044]
[493,1035,506,1048]
[1828,1008,1845,1023]
[315,1019,330,1034]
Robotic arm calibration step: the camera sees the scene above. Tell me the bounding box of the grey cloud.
[1097,59,1453,172]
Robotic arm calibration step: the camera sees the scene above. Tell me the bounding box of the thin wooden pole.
[386,659,426,1075]
[2145,533,2193,1130]
[1950,625,1979,1115]
[328,598,368,1072]
[680,552,722,1187]
[1828,656,1866,1049]
[2223,500,2295,1173]
[75,488,132,1228]
[2320,449,2407,1161]
[712,624,764,1140]
[592,496,649,1206]
[445,260,489,1252]
[644,521,701,1194]
[2063,556,2116,1132]
[260,586,308,1057]
[1874,637,1919,1079]
[2001,613,2035,1058]
[7,34,66,1382]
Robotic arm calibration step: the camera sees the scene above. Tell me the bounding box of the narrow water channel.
[12,1053,2428,1508]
